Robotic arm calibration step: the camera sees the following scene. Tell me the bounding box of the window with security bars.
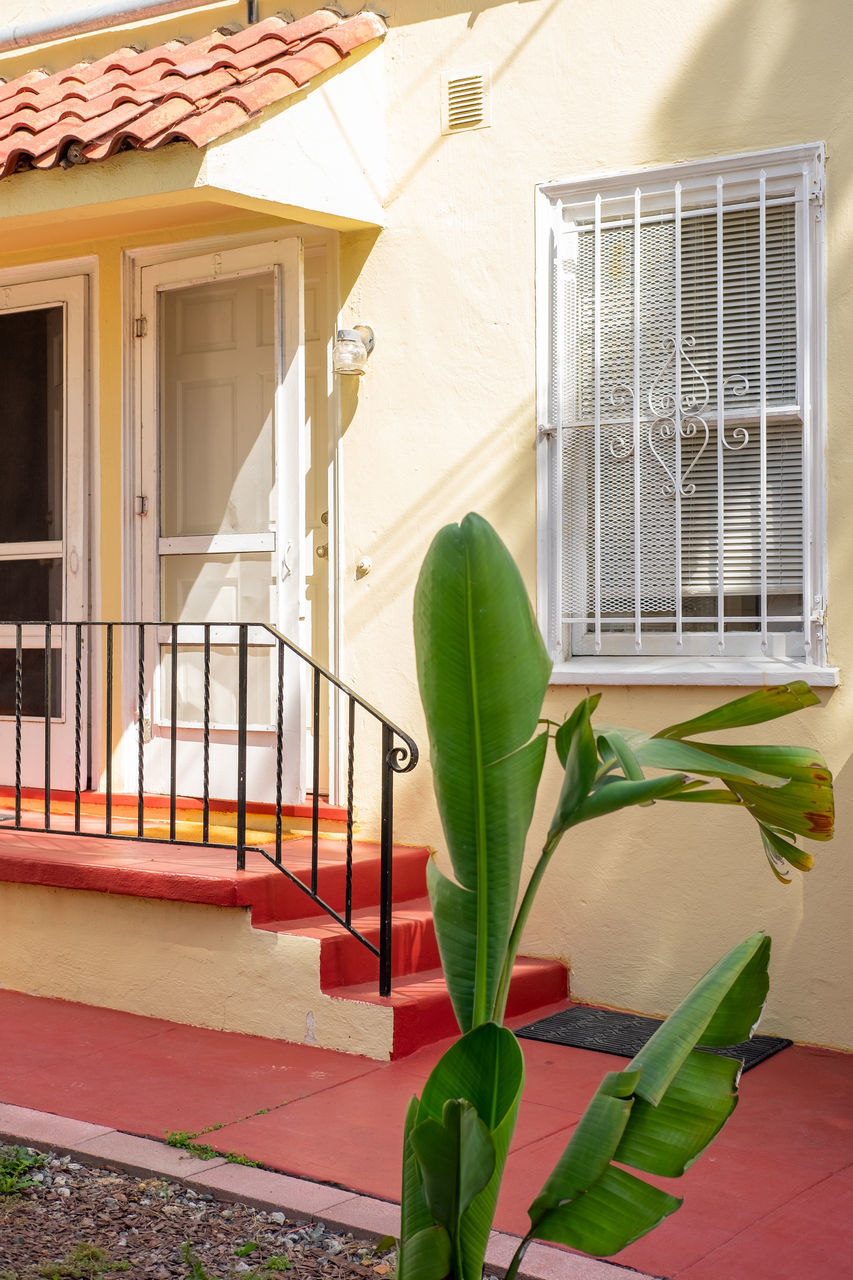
[537,147,827,672]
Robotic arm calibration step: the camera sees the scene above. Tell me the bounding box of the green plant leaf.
[425,733,548,1033]
[554,694,601,769]
[415,1024,524,1280]
[633,934,770,1089]
[725,777,834,842]
[662,788,741,805]
[548,696,600,840]
[759,823,813,882]
[594,730,645,782]
[414,514,551,1030]
[398,1227,452,1280]
[410,1100,496,1242]
[528,1070,640,1221]
[652,682,820,740]
[523,934,770,1257]
[400,1095,440,1280]
[614,1051,740,1177]
[571,773,690,824]
[533,1165,681,1257]
[671,741,832,785]
[631,737,786,787]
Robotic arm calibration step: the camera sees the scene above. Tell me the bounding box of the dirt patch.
[0,1149,396,1280]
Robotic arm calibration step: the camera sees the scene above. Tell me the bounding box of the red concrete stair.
[259,891,569,1058]
[338,957,569,1059]
[0,797,570,1059]
[258,894,442,987]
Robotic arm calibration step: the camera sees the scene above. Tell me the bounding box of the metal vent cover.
[441,67,491,133]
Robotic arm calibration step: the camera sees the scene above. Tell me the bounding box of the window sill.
[549,656,839,688]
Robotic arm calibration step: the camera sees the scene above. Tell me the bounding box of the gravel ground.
[0,1147,397,1280]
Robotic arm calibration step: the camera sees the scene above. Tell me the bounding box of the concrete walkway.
[0,989,851,1279]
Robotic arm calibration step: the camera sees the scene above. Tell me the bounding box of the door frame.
[124,232,325,802]
[0,259,94,789]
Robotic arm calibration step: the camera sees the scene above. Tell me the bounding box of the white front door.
[135,240,306,803]
[0,276,87,792]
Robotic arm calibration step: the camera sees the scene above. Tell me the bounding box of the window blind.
[556,176,806,653]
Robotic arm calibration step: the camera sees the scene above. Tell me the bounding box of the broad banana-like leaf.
[414,514,552,1030]
[522,934,770,1259]
[406,1023,524,1280]
[591,686,833,876]
[410,1100,496,1248]
[568,772,690,825]
[725,776,834,842]
[653,682,821,738]
[400,1097,451,1280]
[631,736,788,787]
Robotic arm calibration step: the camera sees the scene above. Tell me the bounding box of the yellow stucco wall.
[0,0,850,1049]
[335,0,853,1051]
[0,880,395,1057]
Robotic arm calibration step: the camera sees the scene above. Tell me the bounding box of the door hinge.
[135,495,149,516]
[134,315,148,338]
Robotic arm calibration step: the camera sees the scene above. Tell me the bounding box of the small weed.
[37,1243,129,1278]
[164,1132,259,1168]
[178,1244,217,1280]
[234,1244,260,1258]
[264,1258,291,1272]
[0,1145,47,1197]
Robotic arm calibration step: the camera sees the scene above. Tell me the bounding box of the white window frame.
[536,143,836,686]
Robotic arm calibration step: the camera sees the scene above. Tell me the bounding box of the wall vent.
[441,67,491,134]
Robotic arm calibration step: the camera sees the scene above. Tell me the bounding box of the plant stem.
[504,1235,533,1280]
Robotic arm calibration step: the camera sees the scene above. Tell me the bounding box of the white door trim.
[0,270,91,788]
[125,237,309,801]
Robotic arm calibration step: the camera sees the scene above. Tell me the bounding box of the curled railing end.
[388,734,419,774]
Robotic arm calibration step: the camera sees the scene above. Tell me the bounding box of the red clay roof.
[0,9,386,180]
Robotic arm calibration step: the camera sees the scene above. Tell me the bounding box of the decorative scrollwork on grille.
[720,373,750,450]
[649,411,709,498]
[608,384,635,460]
[603,339,753,497]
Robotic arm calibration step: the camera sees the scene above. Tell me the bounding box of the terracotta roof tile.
[316,11,386,54]
[206,13,315,54]
[219,69,299,116]
[267,43,342,88]
[0,10,385,180]
[160,98,252,148]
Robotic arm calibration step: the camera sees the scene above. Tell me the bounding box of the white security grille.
[541,149,823,663]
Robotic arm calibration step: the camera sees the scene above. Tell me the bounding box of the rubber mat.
[515,1005,792,1071]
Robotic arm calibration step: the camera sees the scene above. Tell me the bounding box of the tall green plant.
[399,513,833,1280]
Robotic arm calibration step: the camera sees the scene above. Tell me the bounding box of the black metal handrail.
[0,620,418,996]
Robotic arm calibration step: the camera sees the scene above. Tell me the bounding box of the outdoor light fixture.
[333,325,375,375]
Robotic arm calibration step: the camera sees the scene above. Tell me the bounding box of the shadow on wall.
[649,0,853,338]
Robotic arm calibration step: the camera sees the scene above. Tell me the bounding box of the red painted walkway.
[0,990,850,1278]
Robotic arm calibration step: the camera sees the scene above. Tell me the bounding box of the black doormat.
[515,1006,792,1071]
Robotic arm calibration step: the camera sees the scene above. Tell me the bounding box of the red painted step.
[258,895,441,987]
[0,826,431,926]
[245,842,431,924]
[338,956,569,1059]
